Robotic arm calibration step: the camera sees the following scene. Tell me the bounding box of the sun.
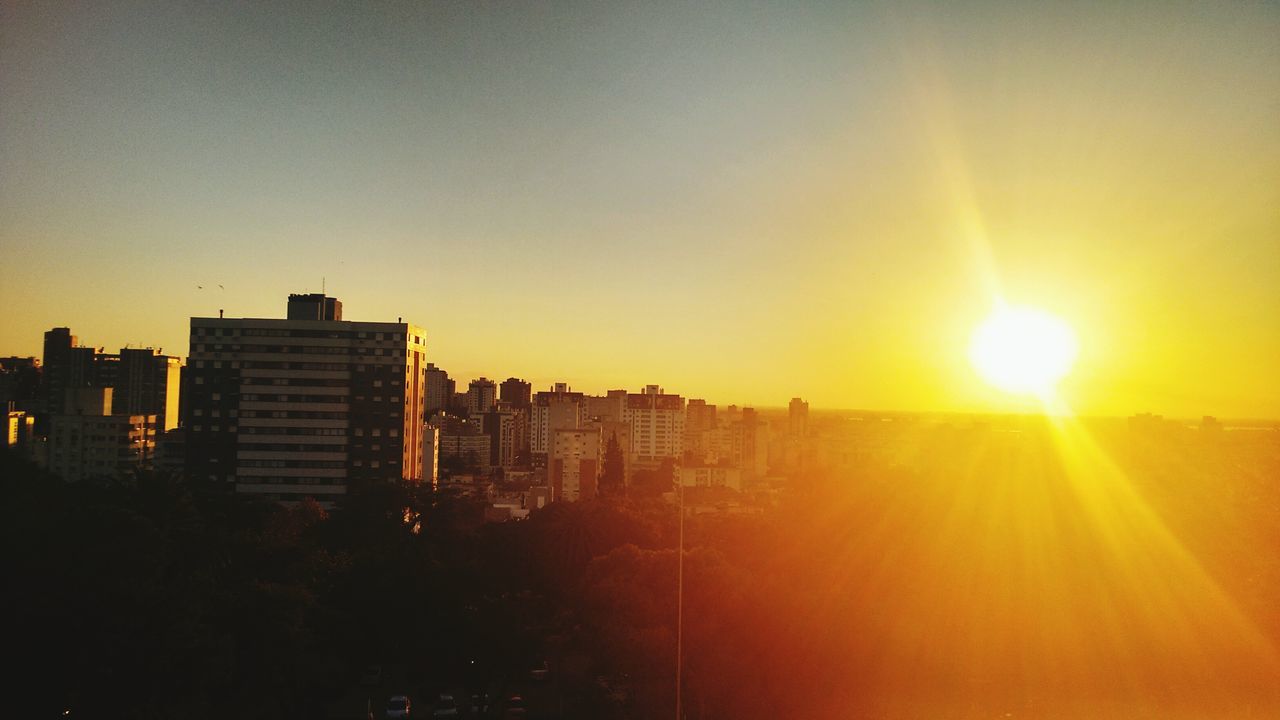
[969,305,1079,396]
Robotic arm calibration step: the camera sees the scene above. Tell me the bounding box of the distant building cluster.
[2,292,807,514]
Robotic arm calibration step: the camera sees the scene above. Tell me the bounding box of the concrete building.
[39,328,97,420]
[551,427,600,502]
[422,423,440,489]
[425,363,455,415]
[789,397,809,437]
[466,377,497,417]
[623,385,685,469]
[480,404,528,468]
[586,389,628,423]
[5,408,36,450]
[499,377,531,409]
[183,294,428,504]
[679,465,743,492]
[439,432,492,472]
[684,399,717,459]
[114,348,182,431]
[47,388,156,482]
[0,356,41,414]
[530,383,588,459]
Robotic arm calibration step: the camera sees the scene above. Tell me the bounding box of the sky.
[2,1,1277,418]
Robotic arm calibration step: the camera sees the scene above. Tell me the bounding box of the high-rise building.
[530,383,587,460]
[422,423,440,489]
[623,385,685,469]
[114,348,182,431]
[789,397,809,437]
[684,398,717,459]
[466,377,497,416]
[39,328,95,420]
[0,356,41,415]
[425,363,454,414]
[499,377,532,409]
[550,427,600,502]
[183,294,428,504]
[479,404,527,468]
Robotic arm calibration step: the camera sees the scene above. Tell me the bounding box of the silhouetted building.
[39,328,96,420]
[114,348,182,431]
[0,357,41,414]
[183,294,428,504]
[789,397,809,437]
[466,377,497,416]
[685,398,717,458]
[286,293,342,321]
[425,363,454,414]
[499,377,531,409]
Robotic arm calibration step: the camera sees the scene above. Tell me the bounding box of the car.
[502,695,526,718]
[431,693,458,718]
[529,659,550,682]
[386,695,411,719]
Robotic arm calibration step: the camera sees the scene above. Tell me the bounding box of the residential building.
[47,388,156,482]
[530,383,587,460]
[789,397,809,437]
[466,377,497,416]
[183,294,428,504]
[499,377,531,409]
[114,348,182,431]
[425,363,455,414]
[623,385,685,469]
[679,465,743,491]
[550,427,600,502]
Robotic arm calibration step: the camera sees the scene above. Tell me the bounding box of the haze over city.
[3,1,1277,417]
[4,3,1280,720]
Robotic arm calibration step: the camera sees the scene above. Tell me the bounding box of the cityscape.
[3,2,1279,719]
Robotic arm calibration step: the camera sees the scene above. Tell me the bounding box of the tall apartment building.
[114,348,182,431]
[623,385,685,469]
[183,294,428,504]
[499,377,531,409]
[586,389,628,423]
[684,399,717,459]
[48,388,156,482]
[551,427,600,502]
[480,404,528,468]
[530,383,587,459]
[466,377,497,416]
[425,363,455,414]
[39,328,97,419]
[789,397,809,437]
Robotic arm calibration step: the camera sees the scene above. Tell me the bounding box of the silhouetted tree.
[600,432,625,496]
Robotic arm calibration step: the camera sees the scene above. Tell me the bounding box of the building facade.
[183,295,428,504]
[550,427,600,502]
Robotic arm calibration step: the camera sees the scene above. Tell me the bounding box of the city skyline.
[3,2,1277,418]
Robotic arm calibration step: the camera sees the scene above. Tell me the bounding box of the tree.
[600,432,625,496]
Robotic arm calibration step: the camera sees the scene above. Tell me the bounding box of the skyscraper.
[183,294,428,504]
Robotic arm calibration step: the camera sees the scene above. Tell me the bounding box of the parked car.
[431,693,458,718]
[386,695,411,719]
[502,695,526,718]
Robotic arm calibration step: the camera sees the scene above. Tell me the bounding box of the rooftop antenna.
[322,276,326,295]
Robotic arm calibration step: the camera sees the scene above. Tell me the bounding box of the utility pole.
[676,476,684,720]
